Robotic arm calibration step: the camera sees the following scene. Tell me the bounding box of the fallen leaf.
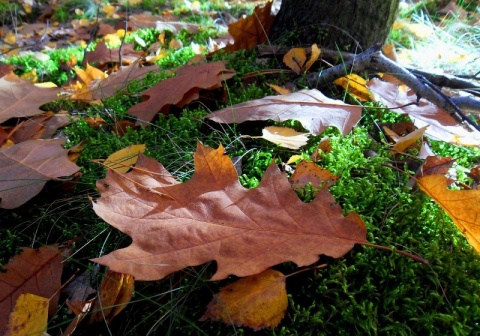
[304,44,321,72]
[90,270,134,324]
[0,73,61,123]
[224,1,274,52]
[128,61,235,125]
[386,125,427,153]
[74,63,107,86]
[102,144,146,173]
[252,126,309,149]
[334,74,373,102]
[0,139,80,209]
[367,78,480,146]
[420,156,455,177]
[63,298,95,336]
[206,89,362,135]
[283,48,307,75]
[311,136,332,161]
[267,84,291,95]
[289,161,338,191]
[92,142,367,281]
[417,174,480,252]
[6,294,48,336]
[200,269,287,330]
[0,245,66,334]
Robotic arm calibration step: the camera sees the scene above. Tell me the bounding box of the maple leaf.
[0,245,67,334]
[367,78,480,146]
[206,89,362,135]
[127,61,235,125]
[200,269,288,330]
[417,174,480,252]
[224,1,274,52]
[0,73,61,123]
[92,142,367,281]
[0,139,80,209]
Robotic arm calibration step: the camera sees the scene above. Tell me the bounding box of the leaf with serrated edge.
[92,142,366,281]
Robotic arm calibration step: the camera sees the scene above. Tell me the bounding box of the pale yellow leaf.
[253,126,309,149]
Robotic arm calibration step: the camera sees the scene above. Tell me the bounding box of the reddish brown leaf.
[201,269,287,330]
[0,73,61,123]
[206,89,362,135]
[421,156,455,177]
[0,139,80,209]
[8,113,70,144]
[224,1,274,52]
[0,245,66,335]
[92,142,367,281]
[127,62,235,125]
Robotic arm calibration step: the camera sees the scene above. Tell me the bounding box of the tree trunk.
[269,0,400,52]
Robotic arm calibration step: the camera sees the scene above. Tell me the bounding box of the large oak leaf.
[0,73,61,123]
[92,142,367,281]
[0,139,80,209]
[205,89,362,135]
[127,62,235,125]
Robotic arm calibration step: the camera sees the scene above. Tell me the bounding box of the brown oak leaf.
[92,142,367,281]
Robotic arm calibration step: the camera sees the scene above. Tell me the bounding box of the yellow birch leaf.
[267,83,291,95]
[201,269,287,331]
[90,270,134,324]
[103,144,146,173]
[253,126,309,149]
[286,155,303,164]
[417,174,480,252]
[4,32,16,45]
[304,43,321,72]
[334,74,373,102]
[7,293,48,336]
[391,126,427,153]
[283,48,306,75]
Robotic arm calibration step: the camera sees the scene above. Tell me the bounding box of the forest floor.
[0,0,480,335]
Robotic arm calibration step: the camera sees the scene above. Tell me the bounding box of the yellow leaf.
[391,126,427,153]
[104,33,121,48]
[103,4,116,17]
[20,69,38,83]
[90,270,135,324]
[34,82,58,88]
[267,83,290,95]
[169,38,183,49]
[304,43,321,72]
[283,48,307,75]
[4,32,16,45]
[103,144,146,173]
[253,126,309,149]
[334,74,373,102]
[7,293,48,336]
[418,174,480,252]
[286,155,303,164]
[201,269,287,330]
[74,63,107,86]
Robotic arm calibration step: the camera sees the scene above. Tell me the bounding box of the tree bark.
[269,0,400,52]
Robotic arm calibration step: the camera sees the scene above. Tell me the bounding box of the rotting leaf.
[92,142,367,281]
[200,269,287,330]
[206,89,362,136]
[418,174,480,252]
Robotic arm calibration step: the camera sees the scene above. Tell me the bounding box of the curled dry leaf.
[206,89,362,136]
[90,270,134,324]
[283,48,307,74]
[200,269,287,330]
[418,174,480,252]
[223,1,274,52]
[92,142,367,281]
